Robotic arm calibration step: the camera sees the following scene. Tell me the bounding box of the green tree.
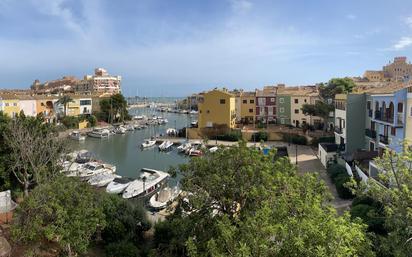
[319,77,355,100]
[11,176,106,256]
[4,114,66,196]
[99,94,130,123]
[0,111,11,191]
[354,144,412,256]
[301,101,334,131]
[56,95,74,117]
[152,142,374,257]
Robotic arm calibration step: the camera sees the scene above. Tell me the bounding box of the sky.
[1,0,412,97]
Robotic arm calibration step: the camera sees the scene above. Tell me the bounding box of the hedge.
[334,173,354,199]
[282,134,307,145]
[327,164,347,183]
[252,131,268,142]
[212,130,242,142]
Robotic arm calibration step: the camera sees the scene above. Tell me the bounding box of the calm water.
[70,108,196,179]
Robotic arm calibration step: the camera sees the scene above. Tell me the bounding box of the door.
[369,141,375,151]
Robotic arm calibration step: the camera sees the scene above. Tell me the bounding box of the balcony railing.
[334,127,343,134]
[365,129,376,139]
[379,134,389,145]
[368,109,372,117]
[374,110,394,123]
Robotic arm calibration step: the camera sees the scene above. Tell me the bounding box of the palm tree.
[57,96,74,117]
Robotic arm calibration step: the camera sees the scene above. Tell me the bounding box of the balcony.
[334,126,343,134]
[368,109,372,117]
[365,129,376,139]
[379,134,389,145]
[374,110,394,123]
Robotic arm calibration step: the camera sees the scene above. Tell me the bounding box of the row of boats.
[140,139,218,156]
[60,150,181,210]
[151,107,198,115]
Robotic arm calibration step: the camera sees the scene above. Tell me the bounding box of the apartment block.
[198,89,236,129]
[255,86,277,124]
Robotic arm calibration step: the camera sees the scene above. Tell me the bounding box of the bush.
[61,116,79,129]
[311,136,335,146]
[327,164,347,183]
[350,203,386,235]
[105,241,141,257]
[334,173,354,199]
[282,134,307,145]
[252,131,268,142]
[213,130,242,141]
[87,115,97,127]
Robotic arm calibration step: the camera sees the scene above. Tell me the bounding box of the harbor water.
[69,108,197,179]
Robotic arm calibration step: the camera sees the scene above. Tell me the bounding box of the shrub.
[327,164,347,183]
[334,173,354,199]
[213,130,242,141]
[282,134,307,145]
[61,116,79,129]
[87,115,97,127]
[350,203,386,235]
[252,131,268,142]
[105,241,141,257]
[311,136,335,146]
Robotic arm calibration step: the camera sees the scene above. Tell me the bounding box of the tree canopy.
[152,142,374,257]
[319,77,355,100]
[99,93,130,123]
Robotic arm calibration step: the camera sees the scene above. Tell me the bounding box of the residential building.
[255,86,277,124]
[0,95,20,118]
[35,96,58,122]
[334,93,367,155]
[187,93,203,111]
[198,89,236,129]
[31,76,79,94]
[77,68,121,94]
[278,86,322,128]
[239,91,256,124]
[54,96,93,117]
[17,95,37,117]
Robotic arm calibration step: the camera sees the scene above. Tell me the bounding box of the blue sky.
[1,0,412,96]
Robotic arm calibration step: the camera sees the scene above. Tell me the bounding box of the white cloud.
[230,0,253,13]
[346,14,356,20]
[393,36,412,50]
[405,16,412,28]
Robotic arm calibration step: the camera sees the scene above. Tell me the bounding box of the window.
[220,99,226,104]
[207,110,210,113]
[367,101,371,110]
[279,107,284,113]
[80,100,91,105]
[294,99,298,104]
[280,118,285,124]
[5,103,9,107]
[279,98,284,103]
[13,103,17,106]
[294,109,299,114]
[391,127,396,136]
[304,99,307,103]
[398,102,403,113]
[293,120,295,123]
[199,110,202,114]
[243,100,247,104]
[250,99,254,104]
[270,98,275,102]
[249,108,253,113]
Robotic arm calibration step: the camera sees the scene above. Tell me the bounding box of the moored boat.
[88,173,120,187]
[106,177,134,194]
[158,140,173,151]
[148,186,182,210]
[87,128,111,138]
[69,131,86,141]
[141,138,156,148]
[66,161,116,179]
[122,168,170,199]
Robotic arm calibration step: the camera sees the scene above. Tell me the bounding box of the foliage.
[335,173,355,199]
[311,136,335,146]
[151,142,374,257]
[212,130,242,141]
[11,176,106,256]
[353,145,412,256]
[61,115,79,129]
[252,131,268,142]
[301,101,334,131]
[0,111,12,191]
[99,94,130,123]
[101,194,151,244]
[327,163,347,182]
[4,114,66,196]
[56,95,74,118]
[282,133,307,145]
[87,114,97,127]
[319,77,355,100]
[105,241,142,257]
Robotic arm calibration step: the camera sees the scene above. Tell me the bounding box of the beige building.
[76,68,121,94]
[363,56,412,82]
[198,89,236,129]
[285,86,322,128]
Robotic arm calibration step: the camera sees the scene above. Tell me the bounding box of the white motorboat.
[177,142,191,153]
[149,186,182,210]
[191,121,198,127]
[66,161,116,179]
[75,150,96,164]
[122,168,170,199]
[189,110,198,115]
[125,124,135,131]
[134,115,144,120]
[115,126,127,134]
[159,140,173,151]
[88,173,120,187]
[69,131,86,141]
[106,177,134,194]
[166,128,178,136]
[141,139,156,148]
[209,146,219,153]
[188,148,203,157]
[60,161,84,173]
[88,128,111,138]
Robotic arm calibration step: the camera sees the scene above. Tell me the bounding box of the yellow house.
[0,95,20,118]
[198,89,236,129]
[35,96,57,122]
[65,98,81,117]
[239,92,256,124]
